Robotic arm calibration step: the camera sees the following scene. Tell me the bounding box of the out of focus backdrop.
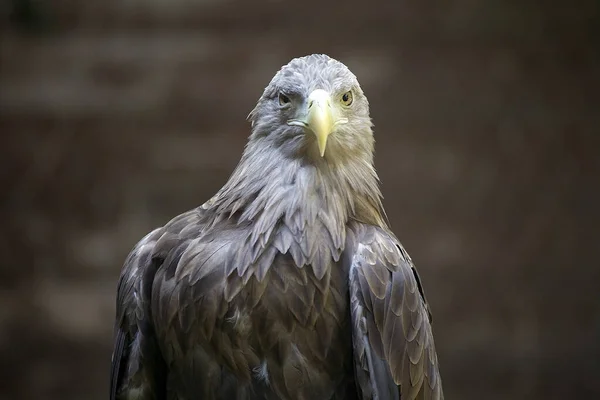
[1,1,598,399]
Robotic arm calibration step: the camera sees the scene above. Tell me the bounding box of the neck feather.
[200,137,386,280]
[208,137,385,229]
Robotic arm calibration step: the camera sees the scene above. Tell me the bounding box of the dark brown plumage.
[110,54,443,400]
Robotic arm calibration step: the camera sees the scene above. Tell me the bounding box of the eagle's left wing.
[346,223,443,400]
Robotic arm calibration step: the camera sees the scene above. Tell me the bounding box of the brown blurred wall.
[1,1,599,399]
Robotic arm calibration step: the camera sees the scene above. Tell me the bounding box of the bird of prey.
[110,54,443,400]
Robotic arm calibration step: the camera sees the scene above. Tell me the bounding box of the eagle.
[110,54,444,400]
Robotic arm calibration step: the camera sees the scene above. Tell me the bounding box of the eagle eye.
[341,90,353,106]
[278,93,291,106]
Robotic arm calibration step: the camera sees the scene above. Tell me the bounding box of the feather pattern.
[347,223,443,399]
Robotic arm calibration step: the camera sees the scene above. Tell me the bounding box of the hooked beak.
[286,89,349,157]
[306,89,334,157]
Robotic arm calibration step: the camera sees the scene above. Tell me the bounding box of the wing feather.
[347,223,443,400]
[109,329,126,400]
[110,209,204,400]
[109,228,167,400]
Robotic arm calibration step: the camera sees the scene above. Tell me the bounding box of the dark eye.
[278,93,291,106]
[341,90,353,106]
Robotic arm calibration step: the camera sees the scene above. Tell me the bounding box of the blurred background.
[1,1,598,399]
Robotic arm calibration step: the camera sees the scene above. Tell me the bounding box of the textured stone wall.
[1,1,598,399]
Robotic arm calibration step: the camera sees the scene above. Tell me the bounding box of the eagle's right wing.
[110,209,203,400]
[109,227,167,400]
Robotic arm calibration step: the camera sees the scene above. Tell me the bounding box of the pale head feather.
[205,54,387,278]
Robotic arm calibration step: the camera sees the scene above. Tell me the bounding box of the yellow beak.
[306,89,334,157]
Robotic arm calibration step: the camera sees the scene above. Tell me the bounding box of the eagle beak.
[306,89,334,157]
